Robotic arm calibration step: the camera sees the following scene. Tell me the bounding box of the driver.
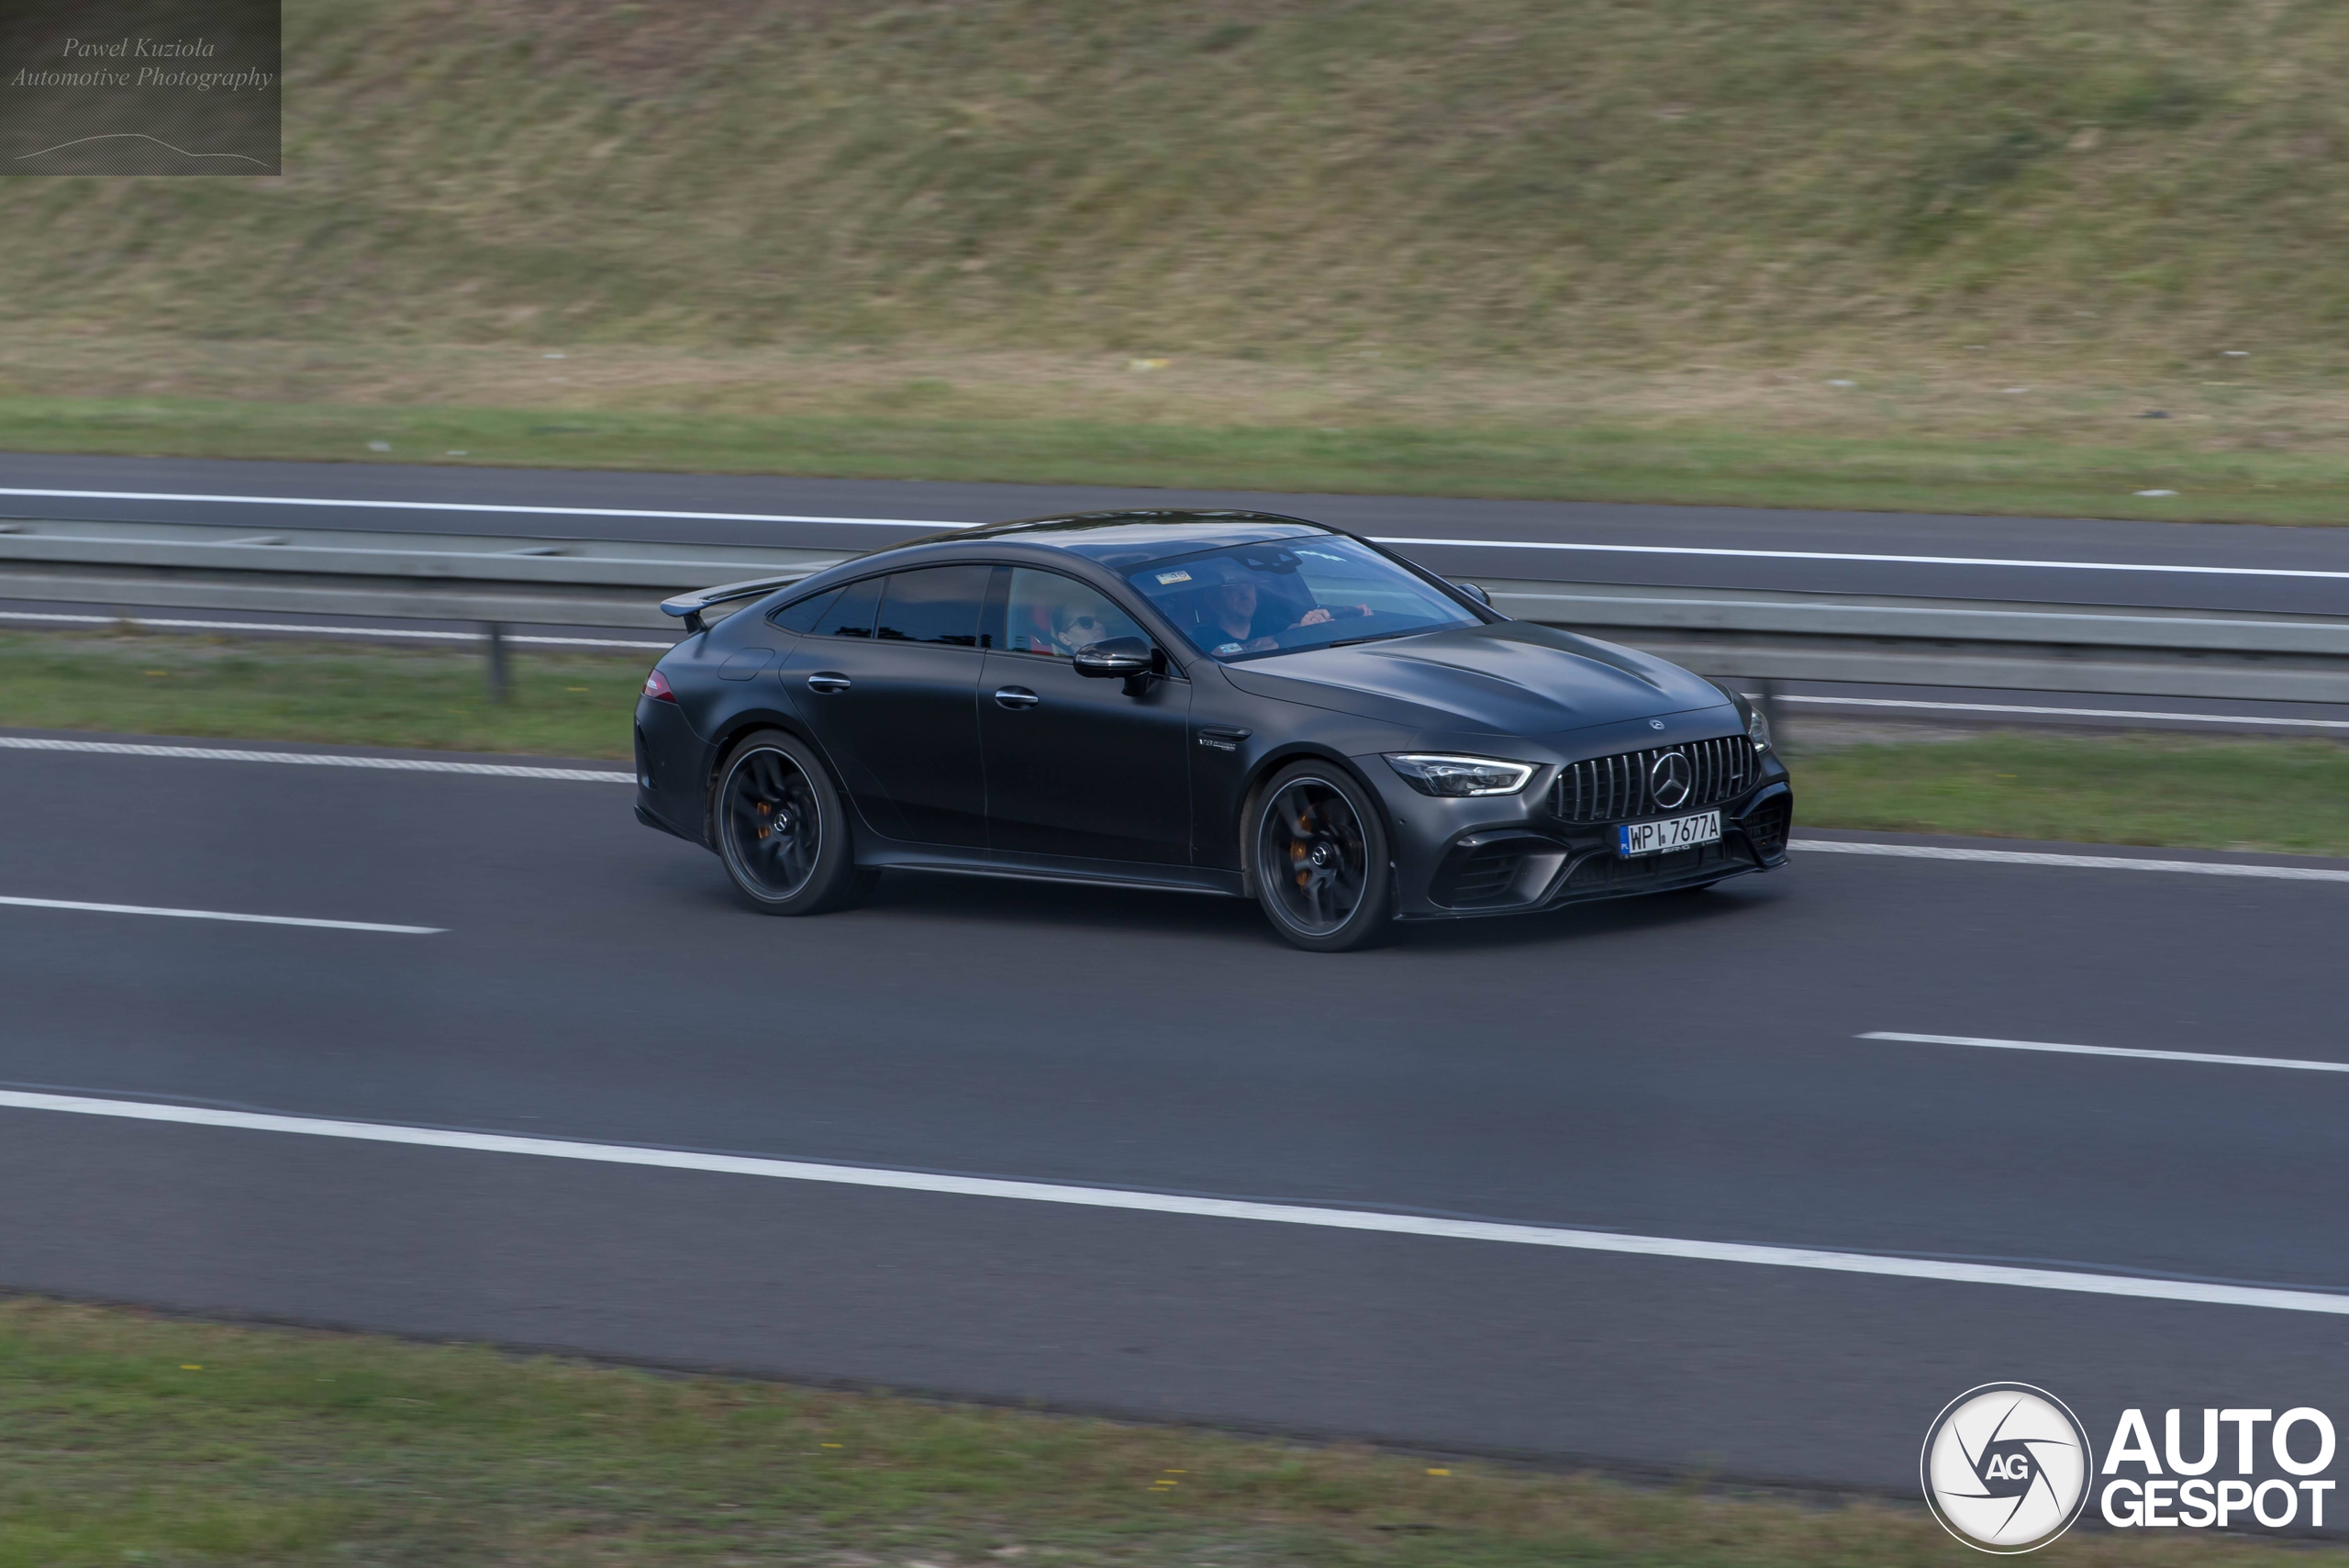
[1198,573,1370,655]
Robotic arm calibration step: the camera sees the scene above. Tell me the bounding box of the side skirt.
[856,843,1246,899]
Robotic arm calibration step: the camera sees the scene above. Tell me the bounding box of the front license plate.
[1617,809,1721,858]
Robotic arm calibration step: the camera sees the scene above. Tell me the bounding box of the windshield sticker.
[1154,569,1194,584]
[1216,641,1244,654]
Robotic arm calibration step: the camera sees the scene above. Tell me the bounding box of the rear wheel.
[713,730,864,915]
[1251,762,1393,951]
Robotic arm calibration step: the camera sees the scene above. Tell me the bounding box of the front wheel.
[1250,762,1394,951]
[713,730,865,916]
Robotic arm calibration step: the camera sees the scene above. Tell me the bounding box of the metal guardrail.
[0,518,850,629]
[6,517,2348,708]
[1482,579,2349,706]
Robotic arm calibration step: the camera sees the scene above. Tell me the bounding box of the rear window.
[769,586,841,634]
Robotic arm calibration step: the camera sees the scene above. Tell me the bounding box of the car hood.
[1218,622,1731,738]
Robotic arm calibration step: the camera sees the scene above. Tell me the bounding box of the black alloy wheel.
[1252,762,1393,951]
[713,730,864,915]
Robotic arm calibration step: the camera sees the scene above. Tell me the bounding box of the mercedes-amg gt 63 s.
[633,510,1792,951]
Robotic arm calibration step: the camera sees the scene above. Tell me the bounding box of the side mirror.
[1453,580,1492,607]
[1073,636,1155,680]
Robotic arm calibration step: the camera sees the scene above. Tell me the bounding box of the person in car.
[1199,573,1368,654]
[1012,575,1125,657]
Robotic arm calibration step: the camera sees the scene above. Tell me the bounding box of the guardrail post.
[484,621,510,704]
[1757,677,1787,750]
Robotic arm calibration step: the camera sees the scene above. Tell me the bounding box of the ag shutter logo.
[1921,1384,2093,1552]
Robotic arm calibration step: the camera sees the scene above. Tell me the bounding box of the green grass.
[1790,732,2349,856]
[0,632,642,760]
[9,635,2349,858]
[9,393,2349,525]
[0,1294,2328,1568]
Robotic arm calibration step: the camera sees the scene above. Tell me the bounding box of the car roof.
[906,509,1338,570]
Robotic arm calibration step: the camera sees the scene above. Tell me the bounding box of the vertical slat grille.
[1551,736,1757,824]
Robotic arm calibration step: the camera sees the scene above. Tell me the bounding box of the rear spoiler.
[659,574,809,634]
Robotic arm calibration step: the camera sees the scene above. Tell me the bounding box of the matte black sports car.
[634,510,1792,951]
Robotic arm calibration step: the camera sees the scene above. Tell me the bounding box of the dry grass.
[9,0,2349,373]
[10,2,2349,515]
[4,1294,2343,1567]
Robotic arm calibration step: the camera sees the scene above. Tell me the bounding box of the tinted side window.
[1002,568,1148,660]
[874,565,990,647]
[769,586,841,634]
[818,576,883,639]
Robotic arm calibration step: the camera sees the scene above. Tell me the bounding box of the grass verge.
[7,393,2349,525]
[0,1294,2330,1568]
[0,632,642,761]
[1787,731,2349,857]
[7,633,2346,858]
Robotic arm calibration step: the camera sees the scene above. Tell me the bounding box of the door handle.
[805,672,852,695]
[993,686,1040,709]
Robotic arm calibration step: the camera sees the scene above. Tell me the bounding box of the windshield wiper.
[1323,628,1423,649]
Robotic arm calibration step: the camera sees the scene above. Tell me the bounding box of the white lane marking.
[11,486,2349,581]
[1864,1031,2349,1074]
[0,736,631,782]
[0,1087,2343,1315]
[1771,694,2349,730]
[1791,840,2349,882]
[1375,535,2349,582]
[0,609,668,649]
[0,487,959,530]
[0,896,440,933]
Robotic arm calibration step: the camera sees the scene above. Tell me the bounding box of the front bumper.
[1370,751,1794,920]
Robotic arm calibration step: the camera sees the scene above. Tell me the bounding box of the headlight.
[1383,753,1537,797]
[1745,704,1772,752]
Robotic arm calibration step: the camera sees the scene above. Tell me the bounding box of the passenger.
[1050,603,1116,655]
[1018,578,1121,656]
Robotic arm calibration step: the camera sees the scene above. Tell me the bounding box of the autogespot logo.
[1921,1384,2094,1552]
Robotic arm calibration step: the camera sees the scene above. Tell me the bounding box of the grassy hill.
[6,0,2349,515]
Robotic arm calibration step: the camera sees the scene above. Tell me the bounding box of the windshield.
[1124,536,1478,661]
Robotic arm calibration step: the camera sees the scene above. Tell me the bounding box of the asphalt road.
[6,733,2349,1492]
[8,450,2349,614]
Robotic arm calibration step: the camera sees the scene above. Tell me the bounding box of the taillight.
[642,669,677,703]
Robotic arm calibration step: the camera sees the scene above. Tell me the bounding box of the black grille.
[1552,736,1756,824]
[1742,795,1792,860]
[1439,844,1527,907]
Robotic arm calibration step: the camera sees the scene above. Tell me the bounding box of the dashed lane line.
[1865,1031,2349,1074]
[0,896,440,933]
[0,736,632,782]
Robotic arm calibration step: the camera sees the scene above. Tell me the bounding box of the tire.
[712,729,863,916]
[1250,762,1394,951]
